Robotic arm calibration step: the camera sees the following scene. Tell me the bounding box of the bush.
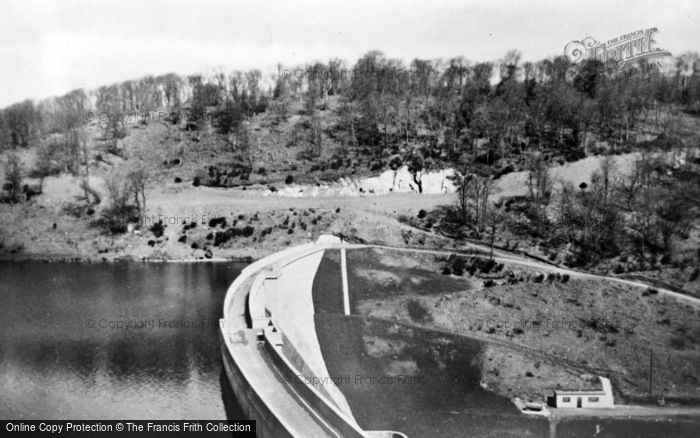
[406,299,430,322]
[208,217,227,228]
[212,225,257,246]
[613,264,625,274]
[480,259,496,274]
[642,288,659,297]
[178,235,186,243]
[285,174,294,184]
[174,177,182,183]
[150,222,164,238]
[483,279,496,287]
[417,209,427,219]
[451,257,466,276]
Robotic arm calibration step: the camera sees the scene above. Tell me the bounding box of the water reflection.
[0,261,246,420]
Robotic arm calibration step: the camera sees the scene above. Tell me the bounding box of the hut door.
[576,397,582,408]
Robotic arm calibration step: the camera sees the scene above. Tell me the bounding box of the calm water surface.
[0,261,246,419]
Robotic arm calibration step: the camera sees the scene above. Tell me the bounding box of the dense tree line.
[1,50,699,243]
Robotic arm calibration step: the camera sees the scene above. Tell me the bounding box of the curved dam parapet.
[219,236,408,438]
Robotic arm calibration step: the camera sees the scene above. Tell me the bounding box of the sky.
[0,0,697,108]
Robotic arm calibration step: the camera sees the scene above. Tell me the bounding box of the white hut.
[552,377,615,408]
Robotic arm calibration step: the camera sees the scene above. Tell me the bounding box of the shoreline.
[0,251,258,263]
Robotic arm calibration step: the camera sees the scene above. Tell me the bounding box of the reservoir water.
[0,261,246,419]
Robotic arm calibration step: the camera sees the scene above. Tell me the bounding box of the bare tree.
[406,151,426,193]
[526,153,552,234]
[33,141,56,192]
[104,166,131,214]
[486,205,501,260]
[128,166,148,217]
[473,175,495,232]
[451,169,472,218]
[3,152,23,202]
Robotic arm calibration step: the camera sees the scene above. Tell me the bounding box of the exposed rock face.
[268,166,457,198]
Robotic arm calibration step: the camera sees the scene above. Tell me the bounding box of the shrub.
[613,264,625,274]
[480,259,496,274]
[178,235,186,243]
[208,217,227,228]
[285,174,294,184]
[483,279,496,287]
[174,177,182,183]
[150,222,164,238]
[417,209,427,219]
[451,257,466,276]
[406,299,430,322]
[642,288,659,297]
